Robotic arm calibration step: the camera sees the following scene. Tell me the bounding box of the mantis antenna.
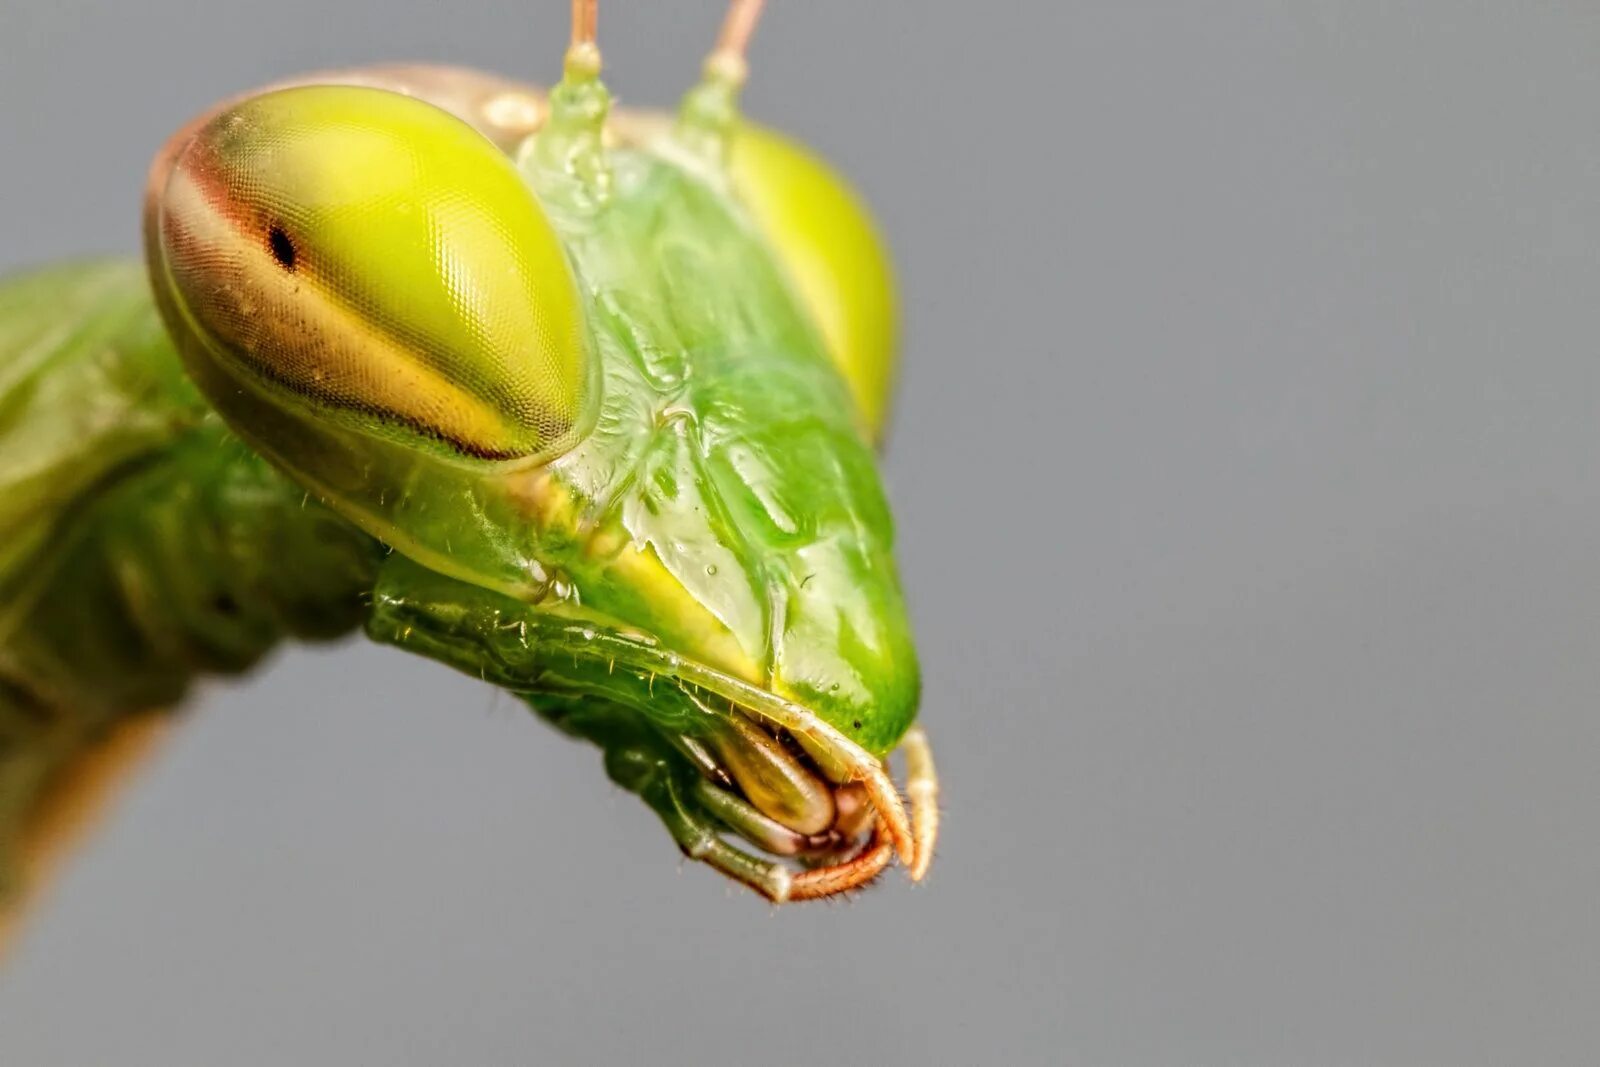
[567,0,601,78]
[533,1,768,185]
[522,0,612,202]
[677,0,767,164]
[707,0,766,89]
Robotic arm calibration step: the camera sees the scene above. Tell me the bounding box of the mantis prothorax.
[0,0,938,919]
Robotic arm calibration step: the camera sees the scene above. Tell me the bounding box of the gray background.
[3,1,1599,1063]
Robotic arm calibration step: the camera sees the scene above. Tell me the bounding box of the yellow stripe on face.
[153,85,592,462]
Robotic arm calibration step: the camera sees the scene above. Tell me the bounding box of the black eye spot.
[212,593,240,617]
[852,720,863,730]
[267,225,297,271]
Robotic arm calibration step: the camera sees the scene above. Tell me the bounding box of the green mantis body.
[0,12,936,909]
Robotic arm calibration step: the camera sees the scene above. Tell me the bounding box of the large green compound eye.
[731,125,898,439]
[152,85,591,463]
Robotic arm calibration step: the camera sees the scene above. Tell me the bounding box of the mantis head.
[142,13,936,901]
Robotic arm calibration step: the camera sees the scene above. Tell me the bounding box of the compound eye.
[153,84,591,463]
[732,125,898,439]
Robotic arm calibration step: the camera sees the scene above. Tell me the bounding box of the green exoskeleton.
[0,0,937,918]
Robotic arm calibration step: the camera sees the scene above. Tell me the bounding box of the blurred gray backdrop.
[4,2,1600,1064]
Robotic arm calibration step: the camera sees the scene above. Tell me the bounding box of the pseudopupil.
[267,225,296,271]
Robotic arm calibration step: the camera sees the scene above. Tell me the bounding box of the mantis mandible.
[0,0,938,924]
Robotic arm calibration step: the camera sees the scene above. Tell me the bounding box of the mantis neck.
[0,261,382,897]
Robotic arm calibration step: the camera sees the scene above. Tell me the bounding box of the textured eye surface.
[152,85,590,462]
[731,125,898,439]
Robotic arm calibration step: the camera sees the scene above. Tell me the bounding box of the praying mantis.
[0,0,938,929]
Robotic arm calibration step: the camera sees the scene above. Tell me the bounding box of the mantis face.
[145,69,934,900]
